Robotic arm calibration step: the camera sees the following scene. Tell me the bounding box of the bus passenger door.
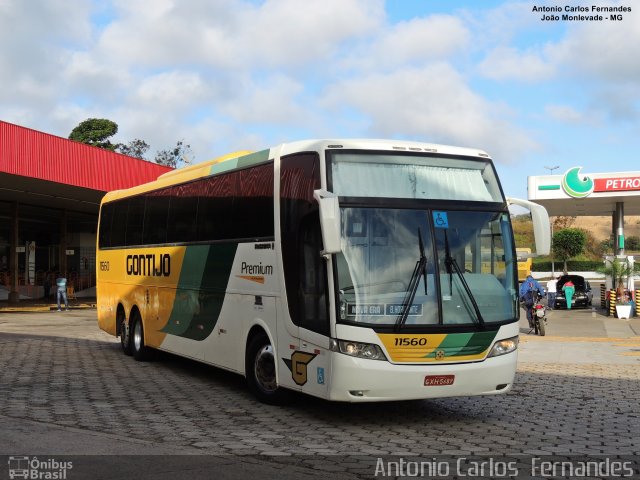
[294,216,331,398]
[278,151,330,396]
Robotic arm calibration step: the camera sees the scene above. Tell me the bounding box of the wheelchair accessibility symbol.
[433,211,449,228]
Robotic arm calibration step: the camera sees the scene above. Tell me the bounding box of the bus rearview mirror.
[507,197,551,256]
[313,190,341,254]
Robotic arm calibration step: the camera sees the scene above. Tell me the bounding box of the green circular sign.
[562,167,594,198]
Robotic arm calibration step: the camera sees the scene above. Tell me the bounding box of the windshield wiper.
[443,230,485,329]
[395,229,428,332]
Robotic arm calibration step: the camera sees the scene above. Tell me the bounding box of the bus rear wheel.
[130,311,153,361]
[118,308,132,356]
[246,332,287,404]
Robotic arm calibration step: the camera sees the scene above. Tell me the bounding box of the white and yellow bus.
[97,139,550,403]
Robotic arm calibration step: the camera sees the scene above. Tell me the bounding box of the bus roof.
[101,139,493,204]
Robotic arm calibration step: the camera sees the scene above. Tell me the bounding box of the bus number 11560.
[395,337,428,347]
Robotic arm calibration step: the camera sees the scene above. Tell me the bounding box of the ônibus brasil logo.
[562,166,594,198]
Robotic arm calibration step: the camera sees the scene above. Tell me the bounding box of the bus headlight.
[330,339,387,361]
[487,336,519,358]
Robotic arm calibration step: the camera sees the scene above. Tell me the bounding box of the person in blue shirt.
[519,275,545,328]
[56,276,69,311]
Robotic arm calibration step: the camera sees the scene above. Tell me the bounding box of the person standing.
[546,276,558,310]
[563,279,575,310]
[56,275,69,311]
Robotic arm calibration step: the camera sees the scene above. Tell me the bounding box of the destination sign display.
[347,303,423,316]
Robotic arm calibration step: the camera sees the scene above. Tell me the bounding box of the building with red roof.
[0,120,173,302]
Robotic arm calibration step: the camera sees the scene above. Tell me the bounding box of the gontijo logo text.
[126,253,171,276]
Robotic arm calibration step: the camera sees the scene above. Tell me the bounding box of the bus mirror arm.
[313,190,342,255]
[507,197,551,256]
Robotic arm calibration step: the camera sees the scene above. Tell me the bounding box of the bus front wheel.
[130,311,153,361]
[246,332,287,404]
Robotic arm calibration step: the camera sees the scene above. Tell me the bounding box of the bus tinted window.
[110,200,128,247]
[143,193,170,245]
[101,161,274,247]
[235,164,274,239]
[98,203,114,248]
[196,172,237,241]
[167,184,198,243]
[126,196,145,246]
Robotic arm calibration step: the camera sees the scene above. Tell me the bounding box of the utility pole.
[544,166,559,276]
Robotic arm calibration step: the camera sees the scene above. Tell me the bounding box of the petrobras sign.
[594,176,640,192]
[531,167,640,200]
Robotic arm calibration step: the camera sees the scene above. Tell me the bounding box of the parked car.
[555,275,593,309]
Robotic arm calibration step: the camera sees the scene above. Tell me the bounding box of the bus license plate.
[424,375,455,386]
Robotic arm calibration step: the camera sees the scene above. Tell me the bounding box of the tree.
[154,140,193,168]
[579,228,602,260]
[597,238,614,256]
[597,257,640,301]
[69,118,119,151]
[553,216,576,230]
[116,139,150,160]
[553,228,586,274]
[625,235,640,252]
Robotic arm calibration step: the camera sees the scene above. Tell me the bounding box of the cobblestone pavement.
[0,311,639,478]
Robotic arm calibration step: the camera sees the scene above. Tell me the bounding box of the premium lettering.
[241,261,273,276]
[126,254,171,276]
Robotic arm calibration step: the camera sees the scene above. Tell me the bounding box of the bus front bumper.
[327,351,517,402]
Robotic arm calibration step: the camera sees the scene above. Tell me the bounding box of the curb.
[0,304,96,313]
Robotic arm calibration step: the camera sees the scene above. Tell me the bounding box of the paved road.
[0,309,638,479]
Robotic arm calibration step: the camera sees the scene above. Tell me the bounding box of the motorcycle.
[532,294,547,336]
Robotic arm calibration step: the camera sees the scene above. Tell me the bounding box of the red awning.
[0,120,173,192]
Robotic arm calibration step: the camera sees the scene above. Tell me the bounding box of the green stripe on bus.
[208,150,270,176]
[236,149,270,168]
[210,159,239,175]
[424,331,497,358]
[161,243,238,340]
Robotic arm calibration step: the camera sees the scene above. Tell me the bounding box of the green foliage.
[154,140,193,168]
[597,238,614,256]
[626,235,640,251]
[116,139,150,159]
[69,118,118,151]
[597,257,640,297]
[532,260,602,272]
[69,118,192,169]
[553,228,586,273]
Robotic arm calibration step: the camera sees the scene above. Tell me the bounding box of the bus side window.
[98,203,115,248]
[143,194,169,245]
[110,200,129,247]
[299,215,328,335]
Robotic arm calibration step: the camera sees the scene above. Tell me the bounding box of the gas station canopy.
[529,168,640,216]
[528,167,640,254]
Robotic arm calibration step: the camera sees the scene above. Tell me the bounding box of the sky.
[1,0,638,200]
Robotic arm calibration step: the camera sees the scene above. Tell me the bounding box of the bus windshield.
[329,152,503,202]
[335,208,517,327]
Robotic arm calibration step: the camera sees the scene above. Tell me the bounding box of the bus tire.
[246,332,287,404]
[131,310,153,361]
[118,307,132,356]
